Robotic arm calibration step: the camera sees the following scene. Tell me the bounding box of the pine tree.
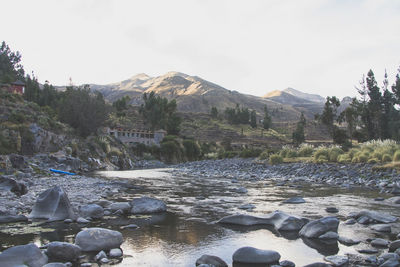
[263,105,272,130]
[250,110,257,128]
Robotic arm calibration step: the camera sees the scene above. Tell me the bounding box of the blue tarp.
[49,169,76,175]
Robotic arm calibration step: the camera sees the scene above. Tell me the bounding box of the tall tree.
[263,105,272,130]
[250,110,257,128]
[210,106,218,119]
[319,96,340,134]
[292,112,306,145]
[0,41,25,83]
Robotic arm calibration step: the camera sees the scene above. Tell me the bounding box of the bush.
[183,139,201,161]
[313,147,329,162]
[328,147,344,162]
[240,148,262,158]
[269,154,283,165]
[337,154,351,163]
[315,155,328,163]
[382,154,392,162]
[394,150,400,162]
[161,141,183,163]
[368,158,379,164]
[298,144,314,157]
[372,152,382,161]
[286,150,297,158]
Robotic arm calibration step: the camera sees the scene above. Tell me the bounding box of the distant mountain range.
[70,71,349,122]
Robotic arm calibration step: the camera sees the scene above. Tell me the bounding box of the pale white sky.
[1,0,399,98]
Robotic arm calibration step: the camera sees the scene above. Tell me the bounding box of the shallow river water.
[1,168,400,266]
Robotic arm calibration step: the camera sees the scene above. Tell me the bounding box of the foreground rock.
[218,211,308,231]
[75,227,123,252]
[46,241,81,262]
[299,217,339,239]
[79,204,104,219]
[0,243,48,267]
[0,176,27,196]
[196,254,228,267]
[28,186,76,221]
[351,210,397,224]
[130,197,167,214]
[324,255,348,266]
[0,213,28,223]
[282,196,306,204]
[232,246,280,264]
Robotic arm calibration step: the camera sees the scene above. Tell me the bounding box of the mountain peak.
[129,73,151,81]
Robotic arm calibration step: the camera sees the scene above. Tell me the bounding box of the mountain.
[87,71,307,122]
[282,88,325,103]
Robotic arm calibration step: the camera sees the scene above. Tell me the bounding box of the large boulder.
[75,227,123,252]
[130,197,167,214]
[79,204,104,219]
[352,210,397,224]
[28,186,76,221]
[0,176,28,196]
[232,246,281,264]
[0,243,48,267]
[218,211,308,231]
[46,241,81,262]
[196,254,228,267]
[299,217,339,238]
[9,154,26,169]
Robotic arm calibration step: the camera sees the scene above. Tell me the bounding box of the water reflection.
[1,168,400,266]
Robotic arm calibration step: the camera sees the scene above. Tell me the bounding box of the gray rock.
[380,253,400,261]
[80,264,92,267]
[324,255,348,266]
[353,210,397,224]
[109,248,123,258]
[282,196,305,204]
[47,241,81,261]
[388,196,400,204]
[0,176,27,196]
[238,204,255,210]
[80,204,104,219]
[380,258,400,267]
[76,217,90,224]
[325,207,339,213]
[371,224,391,232]
[357,248,378,254]
[371,238,390,247]
[63,219,73,223]
[195,254,228,267]
[0,214,28,223]
[43,264,66,267]
[235,187,248,194]
[344,218,356,225]
[100,257,109,264]
[302,263,330,267]
[299,217,339,238]
[389,240,400,252]
[108,202,131,213]
[319,231,339,239]
[0,243,48,267]
[75,228,123,252]
[28,186,76,221]
[121,224,139,229]
[218,211,308,231]
[232,246,281,264]
[95,250,107,261]
[130,197,167,214]
[280,260,295,267]
[338,236,360,246]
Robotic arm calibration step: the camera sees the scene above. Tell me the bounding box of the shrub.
[328,147,344,162]
[298,144,314,157]
[259,150,270,160]
[337,154,351,163]
[108,147,122,157]
[269,154,283,165]
[313,147,329,162]
[240,148,262,158]
[382,154,392,162]
[394,150,400,162]
[183,139,201,161]
[161,141,182,163]
[315,155,328,163]
[372,152,382,161]
[286,150,297,158]
[368,158,379,164]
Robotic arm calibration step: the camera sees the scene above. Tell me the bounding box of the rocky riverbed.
[1,158,400,266]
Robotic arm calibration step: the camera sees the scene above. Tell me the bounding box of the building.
[1,80,25,95]
[106,127,166,146]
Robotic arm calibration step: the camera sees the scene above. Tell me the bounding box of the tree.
[210,106,218,119]
[0,41,25,83]
[319,96,340,134]
[338,98,358,143]
[292,113,306,145]
[139,92,181,134]
[58,85,110,137]
[263,105,272,130]
[365,70,383,139]
[250,110,257,128]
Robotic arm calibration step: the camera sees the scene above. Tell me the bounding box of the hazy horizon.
[1,0,399,99]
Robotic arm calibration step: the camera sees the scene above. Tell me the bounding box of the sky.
[1,0,400,98]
